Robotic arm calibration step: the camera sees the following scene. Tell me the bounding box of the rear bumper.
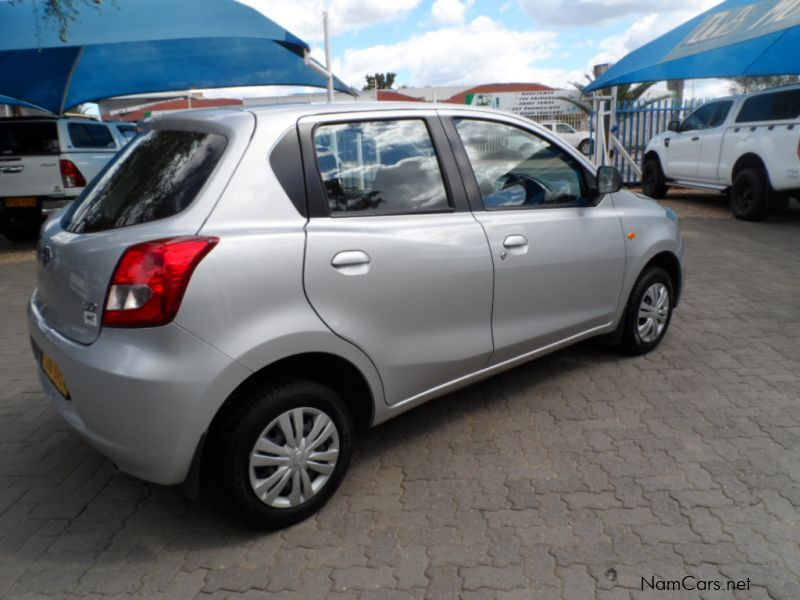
[0,195,75,219]
[27,295,250,485]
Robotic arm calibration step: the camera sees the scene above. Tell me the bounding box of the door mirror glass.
[596,166,622,195]
[667,120,681,132]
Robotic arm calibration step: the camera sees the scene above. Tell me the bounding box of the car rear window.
[735,89,800,123]
[0,121,59,156]
[68,123,115,148]
[62,129,227,233]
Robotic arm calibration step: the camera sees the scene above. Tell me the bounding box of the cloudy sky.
[238,0,729,96]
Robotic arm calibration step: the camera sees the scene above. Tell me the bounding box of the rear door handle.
[331,250,371,275]
[503,234,528,249]
[691,136,700,141]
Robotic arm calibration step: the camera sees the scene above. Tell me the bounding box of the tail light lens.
[59,159,86,188]
[103,236,218,328]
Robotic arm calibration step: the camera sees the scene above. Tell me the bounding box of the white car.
[642,85,800,220]
[540,121,593,155]
[0,117,135,241]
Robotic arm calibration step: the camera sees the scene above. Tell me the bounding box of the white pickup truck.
[0,117,136,241]
[642,85,800,221]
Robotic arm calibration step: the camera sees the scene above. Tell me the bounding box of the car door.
[696,101,733,182]
[556,123,579,147]
[442,112,626,365]
[666,103,717,179]
[299,111,494,406]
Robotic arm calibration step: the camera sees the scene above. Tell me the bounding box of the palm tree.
[556,74,662,115]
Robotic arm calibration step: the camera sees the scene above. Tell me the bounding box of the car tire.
[3,217,40,243]
[641,158,668,199]
[730,167,769,221]
[619,266,674,355]
[215,379,354,530]
[578,139,592,155]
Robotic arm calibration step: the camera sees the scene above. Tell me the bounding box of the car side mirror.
[667,120,681,132]
[596,166,622,195]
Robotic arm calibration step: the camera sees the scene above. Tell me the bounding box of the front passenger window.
[454,118,590,209]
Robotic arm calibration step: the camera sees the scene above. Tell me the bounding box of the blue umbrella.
[586,0,800,92]
[0,0,352,113]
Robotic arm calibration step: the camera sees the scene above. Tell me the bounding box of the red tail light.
[59,159,86,188]
[103,236,218,328]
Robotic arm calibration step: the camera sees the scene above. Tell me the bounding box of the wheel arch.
[184,351,376,499]
[731,153,768,183]
[642,251,682,307]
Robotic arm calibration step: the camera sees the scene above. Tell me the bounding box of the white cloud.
[589,1,719,67]
[237,0,422,41]
[431,0,468,25]
[516,0,715,27]
[338,16,581,89]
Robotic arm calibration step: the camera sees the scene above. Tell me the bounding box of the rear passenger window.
[68,123,115,148]
[63,130,226,233]
[313,119,451,215]
[736,89,800,123]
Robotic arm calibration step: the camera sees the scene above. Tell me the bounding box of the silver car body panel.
[28,102,684,485]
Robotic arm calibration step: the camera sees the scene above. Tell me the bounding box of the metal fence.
[591,98,709,184]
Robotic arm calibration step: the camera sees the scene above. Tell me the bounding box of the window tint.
[116,125,138,142]
[708,101,733,128]
[454,119,590,209]
[681,103,717,131]
[314,119,450,214]
[736,89,800,123]
[68,123,115,148]
[0,121,59,155]
[63,130,226,233]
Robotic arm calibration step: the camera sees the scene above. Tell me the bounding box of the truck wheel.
[214,379,354,530]
[578,139,592,155]
[3,217,40,243]
[730,168,769,221]
[641,158,668,199]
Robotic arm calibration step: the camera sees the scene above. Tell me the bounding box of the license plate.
[5,197,37,208]
[41,352,70,399]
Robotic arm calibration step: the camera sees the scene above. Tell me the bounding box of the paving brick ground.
[1,205,799,599]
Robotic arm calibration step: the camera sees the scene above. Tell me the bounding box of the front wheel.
[641,158,668,199]
[578,139,592,155]
[619,266,674,355]
[216,379,354,529]
[730,167,769,221]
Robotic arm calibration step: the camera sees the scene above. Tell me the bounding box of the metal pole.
[323,11,333,103]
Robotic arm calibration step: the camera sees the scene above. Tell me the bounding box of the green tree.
[729,75,800,94]
[556,73,661,114]
[363,72,397,91]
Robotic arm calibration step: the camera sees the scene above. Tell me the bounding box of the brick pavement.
[0,212,799,599]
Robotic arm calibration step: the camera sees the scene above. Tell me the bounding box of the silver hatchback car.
[29,103,683,528]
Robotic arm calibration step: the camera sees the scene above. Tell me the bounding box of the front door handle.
[331,250,371,275]
[691,136,700,141]
[503,234,528,249]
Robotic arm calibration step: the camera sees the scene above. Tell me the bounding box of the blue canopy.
[586,0,800,92]
[0,0,352,113]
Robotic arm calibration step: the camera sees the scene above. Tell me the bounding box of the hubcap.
[248,407,339,509]
[736,183,754,211]
[637,283,669,343]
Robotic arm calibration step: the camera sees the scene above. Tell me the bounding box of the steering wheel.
[497,172,553,205]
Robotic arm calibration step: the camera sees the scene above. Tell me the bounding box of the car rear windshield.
[0,121,59,156]
[62,129,226,233]
[735,89,800,123]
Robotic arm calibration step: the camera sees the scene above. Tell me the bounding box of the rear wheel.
[641,158,668,199]
[730,167,769,221]
[2,216,40,243]
[618,266,674,355]
[215,379,354,530]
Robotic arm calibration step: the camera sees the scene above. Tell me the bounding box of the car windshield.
[0,121,59,156]
[62,129,226,233]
